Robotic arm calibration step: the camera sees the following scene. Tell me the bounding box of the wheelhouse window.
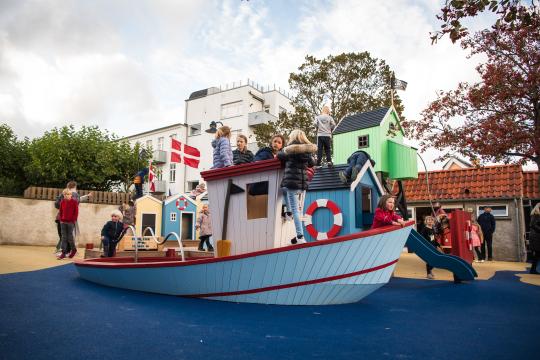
[170,213,177,222]
[246,181,268,220]
[358,135,369,148]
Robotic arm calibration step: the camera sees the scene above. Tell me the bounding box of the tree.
[0,124,29,195]
[24,125,149,191]
[405,9,540,173]
[432,0,537,43]
[253,52,404,146]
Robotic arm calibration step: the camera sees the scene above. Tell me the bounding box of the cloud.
[0,0,503,169]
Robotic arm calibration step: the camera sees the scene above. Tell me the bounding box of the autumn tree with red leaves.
[432,0,536,43]
[405,5,540,175]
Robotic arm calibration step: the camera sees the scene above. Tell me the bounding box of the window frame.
[357,135,369,149]
[169,163,176,183]
[477,204,508,217]
[189,123,201,136]
[170,212,177,222]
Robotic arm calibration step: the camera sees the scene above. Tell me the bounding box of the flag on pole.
[391,76,407,91]
[171,138,200,168]
[148,161,156,193]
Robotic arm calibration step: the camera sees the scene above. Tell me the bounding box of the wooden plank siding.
[23,186,130,205]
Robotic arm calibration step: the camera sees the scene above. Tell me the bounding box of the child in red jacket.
[58,189,79,259]
[371,195,406,229]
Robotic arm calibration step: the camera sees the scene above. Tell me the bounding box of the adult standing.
[528,203,540,274]
[478,207,496,261]
[314,106,336,167]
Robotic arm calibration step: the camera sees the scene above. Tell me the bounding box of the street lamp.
[205,121,224,134]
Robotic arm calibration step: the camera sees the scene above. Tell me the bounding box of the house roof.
[135,194,163,205]
[333,107,389,135]
[164,193,197,207]
[400,164,524,202]
[308,165,351,191]
[523,171,539,199]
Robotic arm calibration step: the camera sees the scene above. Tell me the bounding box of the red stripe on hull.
[184,259,398,298]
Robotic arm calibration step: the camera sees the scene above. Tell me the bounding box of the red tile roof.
[523,171,539,199]
[400,165,525,202]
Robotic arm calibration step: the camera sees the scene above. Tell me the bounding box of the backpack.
[54,194,64,209]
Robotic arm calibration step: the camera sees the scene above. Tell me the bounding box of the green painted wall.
[387,140,418,179]
[332,108,417,179]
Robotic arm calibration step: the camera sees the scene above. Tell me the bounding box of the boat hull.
[75,225,412,305]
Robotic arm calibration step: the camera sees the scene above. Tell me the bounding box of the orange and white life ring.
[304,199,343,240]
[176,196,188,211]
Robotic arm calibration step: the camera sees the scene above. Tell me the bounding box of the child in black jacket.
[101,210,125,257]
[420,215,442,279]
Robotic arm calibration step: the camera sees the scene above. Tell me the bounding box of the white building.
[123,80,293,195]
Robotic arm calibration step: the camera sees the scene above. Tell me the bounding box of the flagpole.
[390,71,395,109]
[146,160,152,195]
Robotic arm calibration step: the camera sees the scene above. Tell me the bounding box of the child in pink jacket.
[471,219,484,262]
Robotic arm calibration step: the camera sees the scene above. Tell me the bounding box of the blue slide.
[406,229,478,282]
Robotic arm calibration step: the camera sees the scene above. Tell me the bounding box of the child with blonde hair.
[101,209,125,257]
[57,188,79,259]
[277,129,317,244]
[471,219,484,262]
[212,126,233,168]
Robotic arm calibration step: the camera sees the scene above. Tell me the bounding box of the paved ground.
[1,245,538,286]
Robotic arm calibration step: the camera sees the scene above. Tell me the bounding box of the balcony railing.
[152,150,167,164]
[248,111,277,127]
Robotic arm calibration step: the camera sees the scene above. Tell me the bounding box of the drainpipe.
[184,100,189,193]
[514,198,522,262]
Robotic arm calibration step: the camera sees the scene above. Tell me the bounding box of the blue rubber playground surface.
[0,264,538,360]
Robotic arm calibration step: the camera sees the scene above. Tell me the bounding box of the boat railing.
[139,227,185,263]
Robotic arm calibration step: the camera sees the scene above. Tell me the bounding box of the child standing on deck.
[57,189,79,259]
[101,210,125,257]
[196,204,214,252]
[212,126,233,169]
[471,219,484,262]
[277,130,317,244]
[420,216,442,279]
[314,106,336,167]
[371,195,406,229]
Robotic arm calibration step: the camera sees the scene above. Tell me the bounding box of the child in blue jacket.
[212,126,233,168]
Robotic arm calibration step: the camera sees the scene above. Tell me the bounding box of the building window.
[146,139,153,149]
[156,166,163,181]
[477,205,508,217]
[170,133,177,139]
[221,101,243,119]
[279,106,287,114]
[187,181,199,191]
[158,137,164,151]
[246,181,268,220]
[189,123,201,136]
[358,135,369,148]
[170,213,177,222]
[169,163,176,183]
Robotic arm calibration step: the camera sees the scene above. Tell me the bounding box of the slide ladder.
[406,229,477,282]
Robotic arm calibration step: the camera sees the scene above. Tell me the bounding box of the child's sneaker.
[57,252,66,260]
[427,273,434,279]
[284,212,293,222]
[296,235,306,244]
[68,249,77,258]
[207,247,214,252]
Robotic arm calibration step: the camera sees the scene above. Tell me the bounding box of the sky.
[0,0,501,169]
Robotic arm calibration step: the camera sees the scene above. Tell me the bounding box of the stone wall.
[0,197,118,246]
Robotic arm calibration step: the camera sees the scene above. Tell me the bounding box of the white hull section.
[76,225,411,305]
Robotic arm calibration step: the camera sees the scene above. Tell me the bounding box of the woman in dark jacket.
[277,130,317,244]
[233,134,254,165]
[254,134,285,161]
[529,203,540,274]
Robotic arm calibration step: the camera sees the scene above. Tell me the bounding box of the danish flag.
[171,138,200,168]
[148,161,156,192]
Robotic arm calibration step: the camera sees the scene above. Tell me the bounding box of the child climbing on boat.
[277,129,317,244]
[420,215,441,279]
[196,204,214,252]
[371,195,406,229]
[101,210,125,258]
[212,126,233,168]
